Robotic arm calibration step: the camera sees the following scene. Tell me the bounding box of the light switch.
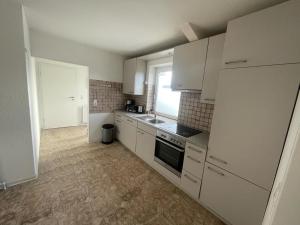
[93,99,97,106]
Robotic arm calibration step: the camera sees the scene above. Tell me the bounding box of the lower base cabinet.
[181,170,201,199]
[200,163,270,225]
[136,129,155,166]
[121,121,137,152]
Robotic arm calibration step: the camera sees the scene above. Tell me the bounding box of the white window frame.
[154,66,180,120]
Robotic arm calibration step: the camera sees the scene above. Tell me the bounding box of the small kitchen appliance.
[125,99,135,112]
[135,105,145,114]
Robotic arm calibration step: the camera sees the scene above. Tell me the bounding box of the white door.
[40,63,80,129]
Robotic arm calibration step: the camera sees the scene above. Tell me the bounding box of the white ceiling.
[23,0,287,57]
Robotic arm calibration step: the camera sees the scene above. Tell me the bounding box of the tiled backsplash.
[89,80,125,113]
[178,92,214,131]
[89,79,214,131]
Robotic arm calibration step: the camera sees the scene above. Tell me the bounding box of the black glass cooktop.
[160,123,201,138]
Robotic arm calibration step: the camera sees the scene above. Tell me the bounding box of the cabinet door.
[114,118,122,140]
[201,34,225,103]
[123,58,136,94]
[208,65,300,190]
[133,59,146,95]
[122,122,137,153]
[181,170,201,199]
[136,129,155,165]
[200,163,270,225]
[183,142,206,179]
[172,39,208,90]
[223,0,300,68]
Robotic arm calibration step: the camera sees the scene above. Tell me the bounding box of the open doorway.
[36,58,89,137]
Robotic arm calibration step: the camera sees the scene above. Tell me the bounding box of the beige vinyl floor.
[0,126,225,225]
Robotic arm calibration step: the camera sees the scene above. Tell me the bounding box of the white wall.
[30,29,124,82]
[23,5,41,176]
[89,113,114,143]
[0,0,36,185]
[30,30,125,143]
[263,90,300,225]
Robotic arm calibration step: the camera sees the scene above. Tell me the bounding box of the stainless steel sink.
[148,119,165,124]
[137,115,155,121]
[136,115,165,124]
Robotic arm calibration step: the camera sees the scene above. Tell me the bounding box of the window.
[154,66,181,118]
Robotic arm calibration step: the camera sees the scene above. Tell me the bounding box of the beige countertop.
[186,132,209,150]
[114,110,209,149]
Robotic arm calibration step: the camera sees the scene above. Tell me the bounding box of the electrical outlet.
[93,99,97,106]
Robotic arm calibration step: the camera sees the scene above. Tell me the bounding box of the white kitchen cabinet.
[121,119,137,153]
[137,122,156,136]
[171,39,208,91]
[123,58,146,95]
[114,117,122,141]
[183,142,206,179]
[223,0,300,68]
[208,65,300,191]
[201,33,225,103]
[181,170,202,199]
[136,128,156,166]
[200,163,270,225]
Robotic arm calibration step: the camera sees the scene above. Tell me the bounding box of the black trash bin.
[102,124,114,144]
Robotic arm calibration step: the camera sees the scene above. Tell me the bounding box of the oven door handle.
[156,138,185,152]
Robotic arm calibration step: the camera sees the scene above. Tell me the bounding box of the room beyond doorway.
[36,58,89,130]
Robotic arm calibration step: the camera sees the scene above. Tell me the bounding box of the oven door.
[154,137,185,177]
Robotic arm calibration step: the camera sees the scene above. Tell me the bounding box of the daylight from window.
[155,69,181,118]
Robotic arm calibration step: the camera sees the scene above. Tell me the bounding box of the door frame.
[35,58,89,131]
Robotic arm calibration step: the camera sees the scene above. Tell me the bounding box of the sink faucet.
[148,109,157,119]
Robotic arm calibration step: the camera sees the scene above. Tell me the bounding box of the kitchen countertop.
[115,110,177,128]
[114,110,209,149]
[186,132,209,150]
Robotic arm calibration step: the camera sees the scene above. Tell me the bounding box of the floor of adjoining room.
[0,126,224,225]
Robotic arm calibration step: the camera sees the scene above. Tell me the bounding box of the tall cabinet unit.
[200,1,300,225]
[123,58,146,95]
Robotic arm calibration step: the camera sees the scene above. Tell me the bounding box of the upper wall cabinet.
[171,38,208,91]
[200,33,225,103]
[123,58,146,95]
[223,0,300,68]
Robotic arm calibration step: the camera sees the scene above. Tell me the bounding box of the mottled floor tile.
[0,126,225,225]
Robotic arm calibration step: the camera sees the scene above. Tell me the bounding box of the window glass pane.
[155,70,180,118]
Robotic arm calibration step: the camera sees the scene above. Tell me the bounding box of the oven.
[154,130,185,177]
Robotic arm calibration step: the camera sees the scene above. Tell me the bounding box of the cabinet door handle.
[207,166,225,176]
[115,119,121,123]
[209,155,228,165]
[188,146,203,154]
[137,131,144,135]
[184,174,198,183]
[187,155,201,164]
[225,59,247,65]
[204,98,215,102]
[127,119,133,123]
